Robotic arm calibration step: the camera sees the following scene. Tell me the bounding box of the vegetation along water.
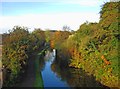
[1,1,119,88]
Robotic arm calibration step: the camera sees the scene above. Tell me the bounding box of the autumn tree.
[31,28,45,50]
[2,26,31,86]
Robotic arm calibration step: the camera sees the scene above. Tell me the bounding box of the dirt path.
[15,47,47,87]
[15,54,36,87]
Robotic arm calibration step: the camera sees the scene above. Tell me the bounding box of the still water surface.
[40,49,109,88]
[41,50,69,87]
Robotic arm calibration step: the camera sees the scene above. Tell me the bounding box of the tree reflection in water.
[40,49,110,88]
[51,57,110,88]
[39,49,53,71]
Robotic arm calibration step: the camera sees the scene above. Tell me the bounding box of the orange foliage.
[55,31,61,37]
[69,47,75,55]
[69,47,82,60]
[50,40,54,49]
[101,55,111,65]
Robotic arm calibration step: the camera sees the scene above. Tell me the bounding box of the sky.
[0,0,110,33]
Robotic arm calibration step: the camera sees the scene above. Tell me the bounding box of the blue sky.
[2,2,100,16]
[0,0,110,33]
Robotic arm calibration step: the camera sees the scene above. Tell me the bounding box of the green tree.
[2,26,30,86]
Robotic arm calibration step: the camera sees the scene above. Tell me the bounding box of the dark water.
[40,49,109,88]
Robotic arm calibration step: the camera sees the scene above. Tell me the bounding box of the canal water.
[41,50,69,87]
[40,49,109,88]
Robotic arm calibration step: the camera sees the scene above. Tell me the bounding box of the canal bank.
[34,51,44,89]
[14,47,48,88]
[34,46,49,88]
[14,47,110,88]
[34,46,51,88]
[34,53,44,88]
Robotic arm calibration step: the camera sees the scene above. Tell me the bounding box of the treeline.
[2,26,46,86]
[2,25,71,87]
[50,1,119,88]
[2,1,119,88]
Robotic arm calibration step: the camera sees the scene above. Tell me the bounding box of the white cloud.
[0,12,100,33]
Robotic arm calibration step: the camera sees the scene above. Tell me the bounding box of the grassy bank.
[34,46,49,88]
[34,54,44,88]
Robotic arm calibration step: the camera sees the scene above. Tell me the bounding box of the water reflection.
[44,50,54,62]
[51,61,105,88]
[40,49,109,88]
[39,50,54,71]
[40,49,69,87]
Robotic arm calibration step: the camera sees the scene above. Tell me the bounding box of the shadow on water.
[39,55,46,71]
[51,61,110,88]
[40,49,110,89]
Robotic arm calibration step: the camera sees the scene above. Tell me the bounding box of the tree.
[45,29,51,43]
[2,26,31,86]
[62,25,71,31]
[99,1,119,34]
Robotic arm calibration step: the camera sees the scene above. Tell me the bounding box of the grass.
[34,46,49,88]
[34,55,44,88]
[34,55,44,89]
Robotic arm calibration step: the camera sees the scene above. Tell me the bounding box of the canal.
[40,49,109,88]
